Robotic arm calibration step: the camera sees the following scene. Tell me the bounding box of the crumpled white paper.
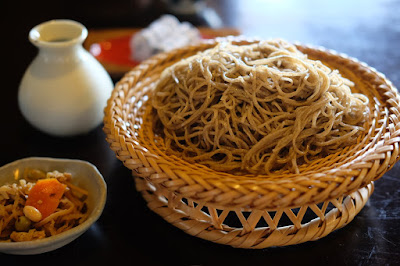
[130,14,201,61]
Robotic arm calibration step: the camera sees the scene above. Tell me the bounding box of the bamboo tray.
[103,38,400,248]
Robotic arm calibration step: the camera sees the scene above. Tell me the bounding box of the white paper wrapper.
[130,15,201,62]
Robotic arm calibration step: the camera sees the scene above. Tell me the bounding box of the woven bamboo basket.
[103,37,400,249]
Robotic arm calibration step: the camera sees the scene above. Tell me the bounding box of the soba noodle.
[152,39,369,174]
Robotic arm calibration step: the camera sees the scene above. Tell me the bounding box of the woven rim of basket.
[103,37,400,210]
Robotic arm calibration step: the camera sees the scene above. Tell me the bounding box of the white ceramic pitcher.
[18,19,114,136]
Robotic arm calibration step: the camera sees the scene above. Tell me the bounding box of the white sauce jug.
[18,19,114,136]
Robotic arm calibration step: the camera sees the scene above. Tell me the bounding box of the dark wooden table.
[2,0,399,265]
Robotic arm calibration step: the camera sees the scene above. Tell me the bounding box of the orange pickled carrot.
[25,178,67,220]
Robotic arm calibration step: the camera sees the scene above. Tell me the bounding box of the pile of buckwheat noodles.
[152,39,369,174]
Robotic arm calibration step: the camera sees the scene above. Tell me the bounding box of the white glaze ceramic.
[0,157,107,255]
[18,20,114,136]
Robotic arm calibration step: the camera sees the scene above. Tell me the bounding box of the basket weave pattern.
[103,39,400,248]
[135,176,373,248]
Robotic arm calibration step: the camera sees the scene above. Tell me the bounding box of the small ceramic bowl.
[0,157,107,255]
